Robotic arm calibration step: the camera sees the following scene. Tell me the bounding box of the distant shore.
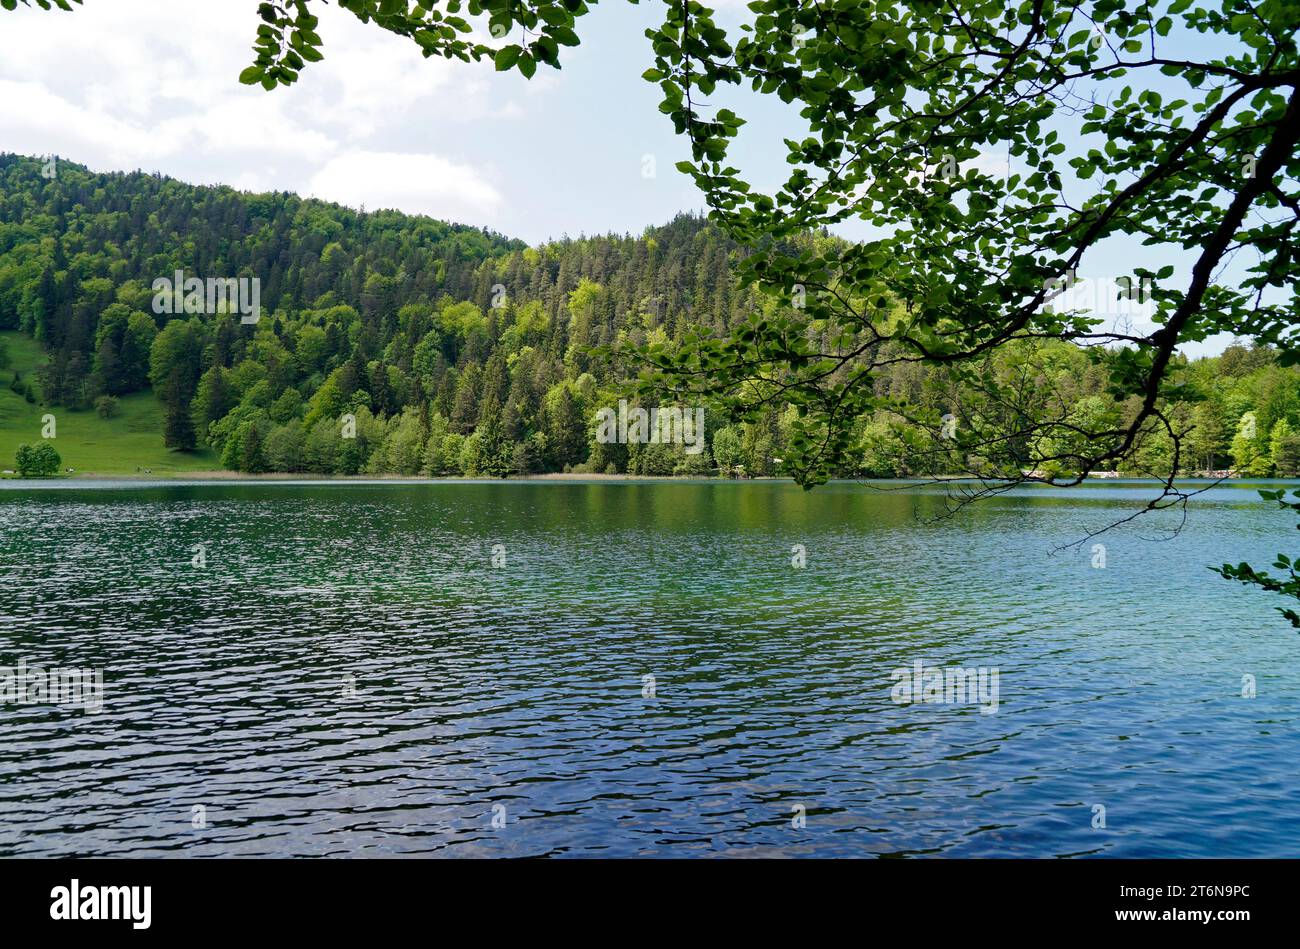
[1,471,1284,486]
[4,470,765,482]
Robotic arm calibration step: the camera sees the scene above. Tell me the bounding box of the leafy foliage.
[628,0,1300,496]
[237,0,593,90]
[14,440,60,476]
[1215,488,1300,628]
[0,156,782,476]
[2,155,1297,486]
[0,0,81,10]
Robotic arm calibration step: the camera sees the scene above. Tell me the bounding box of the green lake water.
[1,478,1297,856]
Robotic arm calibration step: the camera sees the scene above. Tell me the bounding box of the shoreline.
[2,471,789,484]
[0,471,1287,486]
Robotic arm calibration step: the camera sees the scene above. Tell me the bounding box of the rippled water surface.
[1,478,1298,857]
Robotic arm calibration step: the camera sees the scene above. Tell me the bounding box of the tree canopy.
[14,440,61,477]
[631,0,1300,507]
[4,155,1296,492]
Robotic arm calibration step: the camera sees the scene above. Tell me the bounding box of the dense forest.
[1,153,1298,480]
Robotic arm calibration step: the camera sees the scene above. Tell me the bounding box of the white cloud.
[0,0,528,225]
[308,151,503,222]
[0,79,162,167]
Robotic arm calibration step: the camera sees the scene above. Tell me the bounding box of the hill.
[0,330,217,475]
[0,153,1296,481]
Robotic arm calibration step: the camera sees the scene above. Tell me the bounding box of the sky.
[0,0,1268,356]
[0,0,756,244]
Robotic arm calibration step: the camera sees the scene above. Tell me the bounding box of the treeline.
[1,154,1297,479]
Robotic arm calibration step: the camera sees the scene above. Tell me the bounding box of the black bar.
[0,858,1277,935]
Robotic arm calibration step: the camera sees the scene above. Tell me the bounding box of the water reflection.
[0,480,1297,857]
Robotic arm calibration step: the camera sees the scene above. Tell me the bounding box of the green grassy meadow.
[0,331,216,477]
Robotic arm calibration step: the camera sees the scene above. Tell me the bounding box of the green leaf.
[494,45,520,71]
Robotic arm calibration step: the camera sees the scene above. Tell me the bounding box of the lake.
[1,478,1298,857]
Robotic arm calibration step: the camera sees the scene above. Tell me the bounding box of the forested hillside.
[1,153,1297,479]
